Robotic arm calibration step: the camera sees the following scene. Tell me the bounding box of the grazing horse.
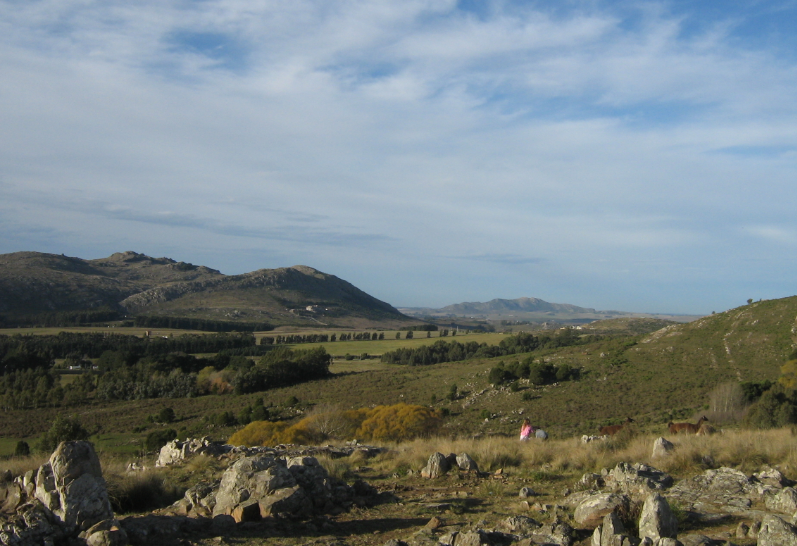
[599,417,635,436]
[668,416,708,435]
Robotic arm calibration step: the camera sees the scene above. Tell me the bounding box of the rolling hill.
[399,296,698,323]
[0,251,411,328]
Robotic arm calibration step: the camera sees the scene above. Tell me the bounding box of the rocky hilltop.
[0,251,410,328]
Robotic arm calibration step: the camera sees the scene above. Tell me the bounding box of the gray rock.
[519,487,537,498]
[652,438,675,459]
[35,463,59,512]
[579,473,605,490]
[735,523,748,538]
[667,467,758,515]
[655,539,682,546]
[457,453,479,472]
[82,519,128,546]
[759,514,797,546]
[765,486,797,514]
[420,453,450,479]
[40,441,114,534]
[453,529,493,546]
[532,519,575,546]
[598,511,634,546]
[606,463,673,495]
[212,456,296,517]
[574,493,629,529]
[499,515,541,535]
[639,493,677,542]
[754,468,790,488]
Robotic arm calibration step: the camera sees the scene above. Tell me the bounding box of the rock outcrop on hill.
[0,441,126,546]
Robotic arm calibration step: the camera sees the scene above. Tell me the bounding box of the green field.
[275,331,508,357]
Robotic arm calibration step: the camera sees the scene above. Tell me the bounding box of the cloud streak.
[1,0,796,313]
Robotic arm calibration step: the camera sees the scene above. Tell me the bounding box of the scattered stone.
[652,437,675,459]
[605,463,673,495]
[519,487,536,498]
[82,518,129,546]
[735,523,749,538]
[499,515,541,534]
[758,514,797,546]
[420,453,450,479]
[638,493,678,542]
[765,486,797,514]
[425,516,444,529]
[456,453,479,472]
[574,493,629,529]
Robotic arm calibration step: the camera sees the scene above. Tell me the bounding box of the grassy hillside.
[1,300,794,455]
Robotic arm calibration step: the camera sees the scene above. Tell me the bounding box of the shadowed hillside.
[0,251,411,328]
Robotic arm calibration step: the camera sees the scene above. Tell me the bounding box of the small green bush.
[38,415,90,453]
[14,441,30,457]
[145,429,177,452]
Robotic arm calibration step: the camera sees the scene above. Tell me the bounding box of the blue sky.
[2,0,796,314]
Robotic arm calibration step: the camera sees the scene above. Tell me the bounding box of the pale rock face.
[456,453,479,472]
[765,486,797,514]
[759,514,797,546]
[651,437,674,459]
[212,456,299,518]
[574,493,629,529]
[638,493,678,542]
[36,441,114,534]
[420,452,450,479]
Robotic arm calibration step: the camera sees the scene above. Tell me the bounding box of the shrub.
[14,441,30,457]
[106,470,183,513]
[157,407,175,423]
[355,403,442,442]
[145,429,177,452]
[743,384,797,429]
[229,421,291,446]
[38,415,90,453]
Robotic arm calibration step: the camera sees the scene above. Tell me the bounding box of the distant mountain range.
[399,297,698,322]
[0,251,410,328]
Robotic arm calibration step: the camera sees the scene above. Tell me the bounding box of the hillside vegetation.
[0,251,412,329]
[0,296,794,455]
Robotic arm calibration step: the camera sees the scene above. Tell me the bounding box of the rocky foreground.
[3,437,797,546]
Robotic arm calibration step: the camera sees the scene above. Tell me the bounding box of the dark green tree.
[38,415,90,452]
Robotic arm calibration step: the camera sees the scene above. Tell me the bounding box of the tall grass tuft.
[105,468,184,514]
[0,454,49,478]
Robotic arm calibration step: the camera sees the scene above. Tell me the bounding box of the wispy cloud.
[1,1,797,312]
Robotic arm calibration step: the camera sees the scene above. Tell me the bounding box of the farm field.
[282,331,508,357]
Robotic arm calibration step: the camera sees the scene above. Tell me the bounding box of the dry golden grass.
[367,427,797,481]
[0,453,50,477]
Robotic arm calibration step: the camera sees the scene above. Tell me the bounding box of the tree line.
[0,346,331,410]
[380,329,589,366]
[0,332,257,373]
[260,332,386,344]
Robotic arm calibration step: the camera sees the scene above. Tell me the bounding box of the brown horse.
[668,415,708,435]
[599,417,635,436]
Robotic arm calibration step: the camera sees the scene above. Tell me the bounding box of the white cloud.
[1,0,797,312]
